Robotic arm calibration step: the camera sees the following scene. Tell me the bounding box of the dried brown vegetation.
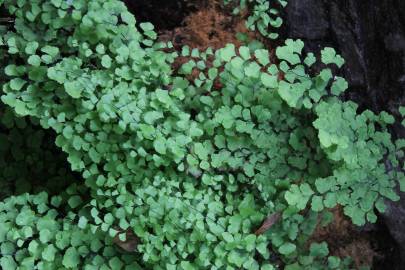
[311,207,379,268]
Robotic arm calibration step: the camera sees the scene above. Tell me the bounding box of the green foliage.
[0,190,142,269]
[313,101,403,225]
[225,0,287,39]
[0,0,403,269]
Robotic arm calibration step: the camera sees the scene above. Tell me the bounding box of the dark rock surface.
[382,190,405,268]
[283,0,405,116]
[283,1,405,268]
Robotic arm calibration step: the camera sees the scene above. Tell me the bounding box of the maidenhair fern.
[0,0,403,269]
[225,0,287,39]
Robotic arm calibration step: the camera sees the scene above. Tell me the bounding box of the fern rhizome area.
[0,0,404,269]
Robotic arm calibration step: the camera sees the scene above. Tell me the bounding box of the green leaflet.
[226,0,286,39]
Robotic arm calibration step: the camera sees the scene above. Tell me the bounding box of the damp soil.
[311,207,400,269]
[125,0,263,50]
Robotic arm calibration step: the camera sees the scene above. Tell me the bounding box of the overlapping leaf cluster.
[0,0,403,269]
[224,0,287,39]
[0,189,144,269]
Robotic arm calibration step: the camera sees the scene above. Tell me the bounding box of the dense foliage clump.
[225,0,287,39]
[0,0,403,269]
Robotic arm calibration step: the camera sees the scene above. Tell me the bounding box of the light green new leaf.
[64,81,83,98]
[321,47,345,67]
[62,247,80,268]
[331,77,348,95]
[278,243,296,255]
[42,244,57,262]
[255,49,270,66]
